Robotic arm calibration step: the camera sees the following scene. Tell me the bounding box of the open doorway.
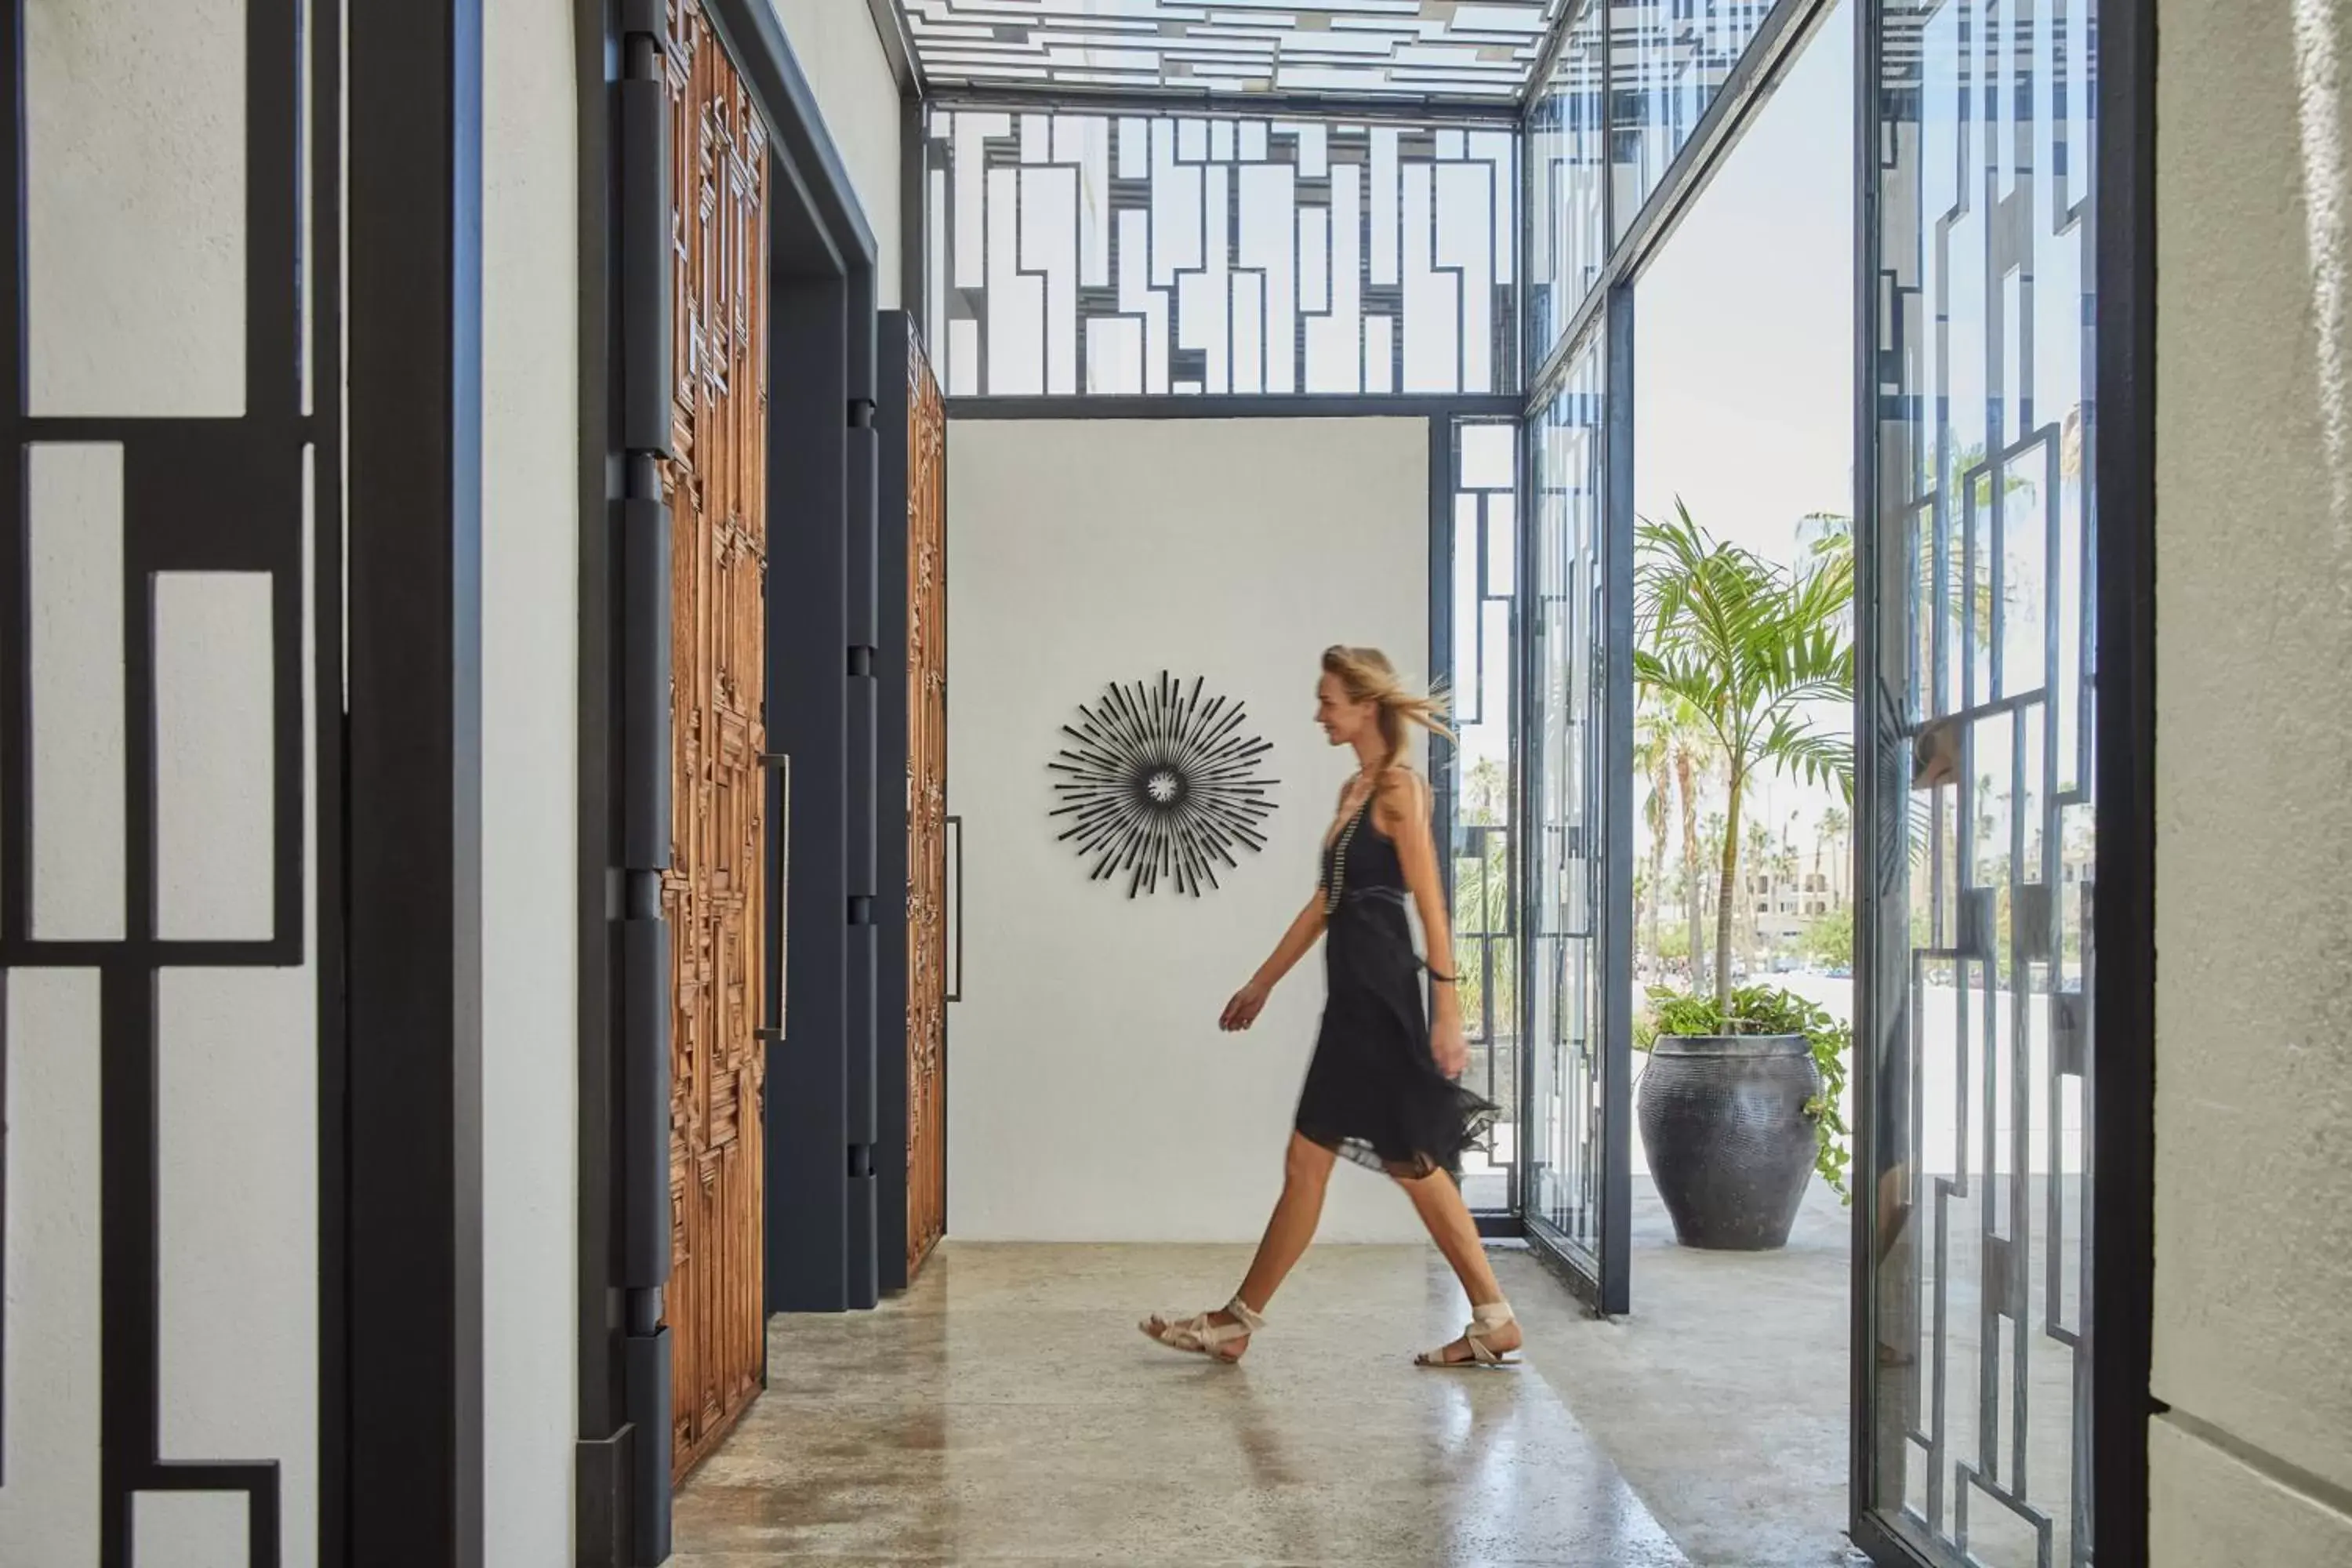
[1513,12,1869,1561]
[1517,4,2108,1565]
[1632,5,1857,1555]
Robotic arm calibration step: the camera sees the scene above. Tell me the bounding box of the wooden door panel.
[661,0,769,1485]
[906,333,947,1279]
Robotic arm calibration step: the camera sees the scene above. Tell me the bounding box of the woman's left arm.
[1379,769,1467,1078]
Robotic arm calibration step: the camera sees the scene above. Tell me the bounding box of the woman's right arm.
[1219,892,1325,1032]
[1256,893,1327,989]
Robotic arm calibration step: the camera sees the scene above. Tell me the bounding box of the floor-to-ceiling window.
[1856,1,2097,1563]
[1519,0,1625,1308]
[1517,0,1815,1316]
[1523,327,1620,1293]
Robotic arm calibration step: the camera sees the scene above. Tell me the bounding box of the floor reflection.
[670,1243,1688,1566]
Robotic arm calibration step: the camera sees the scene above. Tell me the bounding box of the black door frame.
[345,3,489,1563]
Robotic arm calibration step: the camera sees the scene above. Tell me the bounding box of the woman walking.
[1140,646,1518,1369]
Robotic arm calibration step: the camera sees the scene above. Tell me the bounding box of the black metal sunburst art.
[1050,673,1279,898]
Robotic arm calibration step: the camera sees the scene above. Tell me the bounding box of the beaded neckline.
[1322,793,1372,913]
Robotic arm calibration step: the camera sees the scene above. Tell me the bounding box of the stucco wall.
[2153,0,2352,1558]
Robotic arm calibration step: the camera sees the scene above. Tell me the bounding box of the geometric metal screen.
[1446,416,1521,1213]
[4,2,334,1562]
[1525,2,1606,362]
[902,0,1555,99]
[1860,2,2096,1563]
[1523,326,1610,1286]
[923,108,1518,397]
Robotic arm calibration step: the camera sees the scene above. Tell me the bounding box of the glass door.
[1856,0,2098,1559]
[1522,322,1629,1312]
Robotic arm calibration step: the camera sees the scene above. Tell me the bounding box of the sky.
[1632,5,1856,859]
[1636,8,1854,558]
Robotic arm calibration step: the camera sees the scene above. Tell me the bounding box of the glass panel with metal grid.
[1524,0,1606,368]
[922,109,1518,397]
[1607,0,1779,239]
[1446,415,1521,1212]
[1526,0,1788,377]
[1860,1,2095,1563]
[1525,328,1606,1261]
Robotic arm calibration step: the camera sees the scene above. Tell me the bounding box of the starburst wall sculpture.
[1049,673,1279,898]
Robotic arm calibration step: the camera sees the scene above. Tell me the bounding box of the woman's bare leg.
[1396,1166,1523,1363]
[1232,1134,1338,1315]
[1149,1134,1335,1359]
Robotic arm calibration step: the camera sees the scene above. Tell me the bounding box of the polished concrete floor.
[1502,1180,1861,1568]
[670,1242,1692,1566]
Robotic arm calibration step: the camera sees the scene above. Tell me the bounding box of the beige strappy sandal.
[1138,1296,1265,1362]
[1415,1300,1520,1367]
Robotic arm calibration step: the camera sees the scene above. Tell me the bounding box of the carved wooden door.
[660,0,769,1483]
[904,334,948,1280]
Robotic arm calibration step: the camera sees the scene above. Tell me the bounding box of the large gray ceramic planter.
[1637,1033,1821,1250]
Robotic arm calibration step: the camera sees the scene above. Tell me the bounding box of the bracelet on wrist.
[1428,969,1458,985]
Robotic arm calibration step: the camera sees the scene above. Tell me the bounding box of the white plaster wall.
[2153,0,2352,1557]
[946,417,1434,1243]
[764,0,902,307]
[22,0,244,416]
[482,0,582,1562]
[0,975,102,1561]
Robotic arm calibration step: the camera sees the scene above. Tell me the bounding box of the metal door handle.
[946,814,963,1004]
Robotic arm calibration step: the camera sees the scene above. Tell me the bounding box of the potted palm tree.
[1633,503,1854,1250]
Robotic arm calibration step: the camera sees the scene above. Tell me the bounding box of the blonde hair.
[1320,645,1453,771]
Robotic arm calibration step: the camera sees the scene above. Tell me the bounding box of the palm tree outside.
[1635,499,1856,1012]
[1639,694,1715,985]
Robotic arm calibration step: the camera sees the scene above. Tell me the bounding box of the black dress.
[1293,792,1499,1178]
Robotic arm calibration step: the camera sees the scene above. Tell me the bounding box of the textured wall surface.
[946,417,1433,1244]
[6,5,320,1564]
[763,0,902,307]
[2154,0,2352,1557]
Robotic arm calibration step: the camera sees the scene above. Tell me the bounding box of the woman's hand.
[1430,1009,1468,1079]
[1221,978,1272,1033]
